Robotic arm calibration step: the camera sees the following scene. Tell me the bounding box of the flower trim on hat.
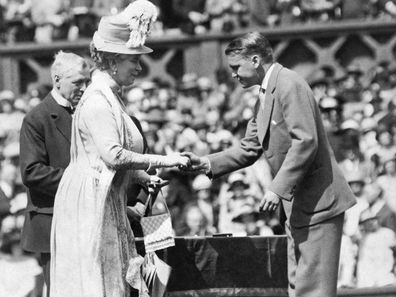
[120,0,158,49]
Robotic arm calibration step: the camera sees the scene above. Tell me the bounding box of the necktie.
[259,87,266,110]
[64,106,74,114]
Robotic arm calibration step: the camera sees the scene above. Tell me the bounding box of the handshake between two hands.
[133,152,209,219]
[146,152,209,193]
[176,152,210,174]
[169,152,281,213]
[147,152,281,213]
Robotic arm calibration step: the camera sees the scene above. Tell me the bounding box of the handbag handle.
[144,189,170,217]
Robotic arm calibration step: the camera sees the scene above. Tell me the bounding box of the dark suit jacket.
[0,187,10,220]
[20,93,72,252]
[208,63,356,227]
[376,202,396,233]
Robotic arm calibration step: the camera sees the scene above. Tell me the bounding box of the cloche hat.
[92,0,158,55]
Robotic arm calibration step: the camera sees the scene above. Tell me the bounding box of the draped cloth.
[50,71,149,297]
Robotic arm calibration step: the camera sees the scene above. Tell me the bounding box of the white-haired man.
[20,51,90,295]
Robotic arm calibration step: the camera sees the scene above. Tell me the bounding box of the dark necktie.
[259,87,266,110]
[63,106,74,114]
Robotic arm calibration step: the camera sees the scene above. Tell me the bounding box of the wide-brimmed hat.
[341,119,360,131]
[178,73,199,91]
[346,65,363,76]
[140,80,157,91]
[231,202,260,223]
[3,142,19,159]
[381,153,396,166]
[359,210,377,225]
[227,172,249,190]
[319,96,342,111]
[142,106,168,124]
[361,118,377,133]
[192,174,212,191]
[0,90,15,102]
[307,68,332,87]
[93,0,157,55]
[197,77,213,91]
[346,170,366,185]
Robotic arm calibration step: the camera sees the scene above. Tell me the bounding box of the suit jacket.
[20,93,72,252]
[376,202,396,233]
[208,63,356,227]
[0,187,10,219]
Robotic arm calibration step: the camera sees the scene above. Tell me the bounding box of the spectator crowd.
[2,1,396,294]
[3,0,396,43]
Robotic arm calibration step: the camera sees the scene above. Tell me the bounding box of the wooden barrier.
[339,286,396,297]
[2,19,396,94]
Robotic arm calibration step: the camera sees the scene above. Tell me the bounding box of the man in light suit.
[183,32,356,297]
[20,51,90,295]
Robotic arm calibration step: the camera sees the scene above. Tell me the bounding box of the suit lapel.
[46,94,72,143]
[257,91,274,144]
[257,63,283,144]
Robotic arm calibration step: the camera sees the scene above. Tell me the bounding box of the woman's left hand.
[127,202,146,220]
[147,176,169,193]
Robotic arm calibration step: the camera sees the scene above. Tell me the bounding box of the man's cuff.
[268,185,293,201]
[204,157,213,179]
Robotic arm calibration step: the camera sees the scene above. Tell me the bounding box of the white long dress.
[50,71,150,297]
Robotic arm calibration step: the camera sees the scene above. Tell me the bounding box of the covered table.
[136,235,288,297]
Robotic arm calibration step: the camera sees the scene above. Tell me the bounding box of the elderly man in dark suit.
[183,32,356,297]
[19,51,90,295]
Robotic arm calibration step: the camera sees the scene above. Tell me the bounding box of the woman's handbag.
[140,190,175,253]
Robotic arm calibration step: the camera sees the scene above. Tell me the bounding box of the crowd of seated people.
[2,0,396,43]
[1,60,396,294]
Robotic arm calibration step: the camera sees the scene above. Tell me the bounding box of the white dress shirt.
[261,63,276,92]
[51,89,73,109]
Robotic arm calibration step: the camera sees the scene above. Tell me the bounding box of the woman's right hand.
[166,153,191,168]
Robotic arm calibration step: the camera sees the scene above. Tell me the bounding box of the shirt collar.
[261,63,275,92]
[51,89,73,108]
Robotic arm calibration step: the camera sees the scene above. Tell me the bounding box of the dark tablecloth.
[136,236,288,296]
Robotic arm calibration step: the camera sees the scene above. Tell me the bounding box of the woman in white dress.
[50,1,190,296]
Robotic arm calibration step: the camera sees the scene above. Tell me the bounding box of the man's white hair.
[51,51,88,83]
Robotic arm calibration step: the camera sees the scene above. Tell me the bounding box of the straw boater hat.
[92,0,158,55]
